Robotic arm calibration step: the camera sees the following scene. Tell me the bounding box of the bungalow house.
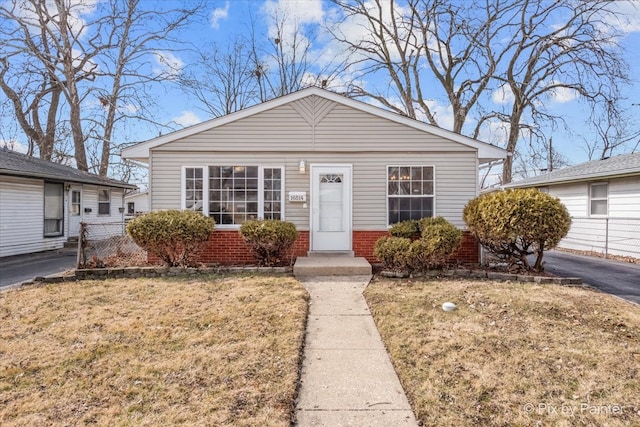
[121,87,506,264]
[0,149,136,257]
[505,152,640,259]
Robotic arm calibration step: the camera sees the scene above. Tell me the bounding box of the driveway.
[543,251,640,304]
[0,248,77,289]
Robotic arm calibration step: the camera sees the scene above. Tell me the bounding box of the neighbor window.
[71,190,81,215]
[590,182,608,216]
[387,166,434,225]
[44,182,63,237]
[182,165,284,225]
[98,188,111,215]
[127,202,135,214]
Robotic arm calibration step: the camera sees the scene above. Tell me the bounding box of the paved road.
[0,248,77,289]
[543,251,640,304]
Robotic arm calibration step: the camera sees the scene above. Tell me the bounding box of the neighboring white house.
[505,152,640,259]
[124,191,149,218]
[121,87,506,265]
[0,150,136,257]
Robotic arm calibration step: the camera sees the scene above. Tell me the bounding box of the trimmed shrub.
[389,220,419,239]
[463,188,571,271]
[413,218,463,270]
[126,210,215,267]
[379,217,463,273]
[373,236,412,272]
[239,219,298,266]
[417,216,449,233]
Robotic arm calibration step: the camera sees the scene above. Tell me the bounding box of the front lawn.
[365,279,640,426]
[0,275,308,426]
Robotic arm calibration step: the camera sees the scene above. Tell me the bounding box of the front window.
[387,166,434,225]
[182,166,284,225]
[184,167,204,212]
[44,182,63,236]
[98,189,111,215]
[590,183,608,216]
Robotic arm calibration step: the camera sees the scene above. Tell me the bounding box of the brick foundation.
[353,230,479,265]
[149,229,480,266]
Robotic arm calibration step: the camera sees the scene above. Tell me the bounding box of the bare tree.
[0,0,201,175]
[179,5,344,118]
[489,0,627,183]
[331,0,630,183]
[179,38,259,118]
[582,104,640,160]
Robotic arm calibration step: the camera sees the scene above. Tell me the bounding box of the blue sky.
[2,0,640,183]
[157,1,640,169]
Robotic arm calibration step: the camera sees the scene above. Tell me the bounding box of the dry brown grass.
[365,278,640,427]
[0,274,308,426]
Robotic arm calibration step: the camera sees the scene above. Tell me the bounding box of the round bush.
[413,218,463,270]
[388,220,420,239]
[126,210,215,267]
[373,236,412,272]
[463,188,571,271]
[239,219,298,266]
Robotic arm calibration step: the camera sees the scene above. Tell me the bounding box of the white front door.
[69,185,83,237]
[311,165,352,251]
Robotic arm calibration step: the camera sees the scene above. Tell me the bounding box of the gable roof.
[0,149,136,189]
[505,152,640,188]
[121,87,506,163]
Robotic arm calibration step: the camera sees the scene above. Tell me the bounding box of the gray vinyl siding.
[151,151,477,229]
[153,98,472,153]
[149,94,480,231]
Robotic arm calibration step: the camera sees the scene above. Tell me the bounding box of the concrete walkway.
[295,276,418,426]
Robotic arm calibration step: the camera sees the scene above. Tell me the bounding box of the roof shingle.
[0,149,136,189]
[505,152,640,188]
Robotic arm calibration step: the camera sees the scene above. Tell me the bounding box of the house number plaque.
[288,192,307,202]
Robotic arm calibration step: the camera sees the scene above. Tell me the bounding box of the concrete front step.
[307,250,355,257]
[294,256,372,277]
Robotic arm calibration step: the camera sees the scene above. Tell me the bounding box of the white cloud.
[173,111,201,128]
[210,1,230,29]
[13,0,100,38]
[599,1,640,34]
[263,0,324,36]
[153,51,184,79]
[492,84,515,105]
[549,85,579,103]
[262,0,324,54]
[475,119,510,147]
[1,139,28,154]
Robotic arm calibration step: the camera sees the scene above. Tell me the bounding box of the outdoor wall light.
[299,160,307,173]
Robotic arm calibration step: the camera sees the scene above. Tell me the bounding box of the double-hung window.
[44,182,64,237]
[589,182,608,216]
[184,167,204,212]
[98,188,111,215]
[387,166,434,225]
[182,165,283,225]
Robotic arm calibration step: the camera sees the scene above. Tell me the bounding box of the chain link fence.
[78,222,147,268]
[559,217,640,261]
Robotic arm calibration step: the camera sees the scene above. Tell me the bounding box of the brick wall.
[150,229,479,265]
[352,230,479,265]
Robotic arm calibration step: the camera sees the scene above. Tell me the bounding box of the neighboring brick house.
[121,87,506,264]
[0,150,136,257]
